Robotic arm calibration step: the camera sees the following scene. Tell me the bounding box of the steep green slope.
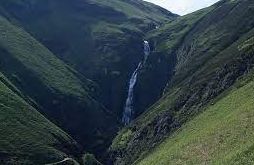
[133,7,214,116]
[0,73,81,164]
[137,57,254,165]
[0,15,117,156]
[0,0,177,116]
[109,0,254,164]
[0,15,87,97]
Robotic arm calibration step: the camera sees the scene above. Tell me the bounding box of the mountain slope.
[0,0,177,161]
[109,0,254,164]
[0,73,81,164]
[2,0,254,164]
[88,0,173,22]
[137,62,254,165]
[0,14,117,156]
[0,0,177,116]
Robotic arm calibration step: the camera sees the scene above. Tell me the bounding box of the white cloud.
[144,0,220,15]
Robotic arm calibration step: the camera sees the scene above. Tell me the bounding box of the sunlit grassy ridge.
[137,69,254,165]
[147,7,214,53]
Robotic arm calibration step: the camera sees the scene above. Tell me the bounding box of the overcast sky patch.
[144,0,220,15]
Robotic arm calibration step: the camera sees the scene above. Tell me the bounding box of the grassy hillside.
[89,0,175,22]
[137,63,254,165]
[0,15,87,97]
[2,0,254,164]
[109,0,254,164]
[0,73,81,164]
[0,14,117,157]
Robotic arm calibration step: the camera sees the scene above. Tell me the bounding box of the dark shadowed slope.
[0,0,177,117]
[0,72,81,164]
[0,15,117,157]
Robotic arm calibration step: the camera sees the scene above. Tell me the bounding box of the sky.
[144,0,220,15]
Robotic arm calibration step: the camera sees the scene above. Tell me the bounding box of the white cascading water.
[144,40,150,63]
[122,41,151,125]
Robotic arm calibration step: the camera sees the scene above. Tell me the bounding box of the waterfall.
[144,40,150,63]
[122,41,151,125]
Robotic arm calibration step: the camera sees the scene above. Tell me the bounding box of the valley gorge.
[0,0,254,165]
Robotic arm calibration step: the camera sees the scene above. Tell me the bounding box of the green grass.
[0,15,87,97]
[111,129,133,150]
[147,7,213,53]
[89,0,175,22]
[0,73,80,164]
[137,71,254,165]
